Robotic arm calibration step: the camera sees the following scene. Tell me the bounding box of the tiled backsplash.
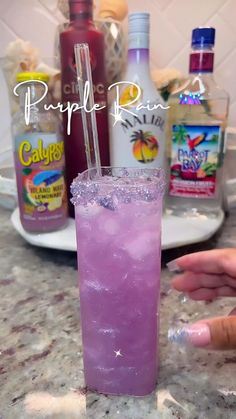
[1,0,236,153]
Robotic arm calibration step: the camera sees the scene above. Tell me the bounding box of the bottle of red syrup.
[60,0,110,216]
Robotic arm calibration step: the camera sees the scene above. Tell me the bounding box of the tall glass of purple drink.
[71,167,165,396]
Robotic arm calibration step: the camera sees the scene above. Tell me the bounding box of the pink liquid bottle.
[60,0,110,216]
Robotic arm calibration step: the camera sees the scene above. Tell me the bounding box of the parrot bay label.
[15,133,67,219]
[169,124,220,198]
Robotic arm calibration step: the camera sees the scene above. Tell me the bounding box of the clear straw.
[74,43,101,175]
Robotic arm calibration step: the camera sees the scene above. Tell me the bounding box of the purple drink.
[71,167,165,396]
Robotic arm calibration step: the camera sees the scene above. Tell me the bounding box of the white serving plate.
[11,207,224,251]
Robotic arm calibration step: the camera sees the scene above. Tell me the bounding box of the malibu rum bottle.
[109,13,167,169]
[166,27,229,218]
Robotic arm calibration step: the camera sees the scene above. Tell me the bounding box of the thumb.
[168,315,236,350]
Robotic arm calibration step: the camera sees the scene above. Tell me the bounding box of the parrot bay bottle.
[166,28,229,218]
[109,13,167,169]
[12,72,68,232]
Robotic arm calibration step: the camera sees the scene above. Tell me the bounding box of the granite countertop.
[0,207,236,419]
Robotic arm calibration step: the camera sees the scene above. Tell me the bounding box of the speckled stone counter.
[0,207,236,419]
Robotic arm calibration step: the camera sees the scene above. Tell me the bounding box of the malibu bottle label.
[110,108,166,169]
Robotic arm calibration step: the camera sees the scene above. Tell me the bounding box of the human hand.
[168,249,236,350]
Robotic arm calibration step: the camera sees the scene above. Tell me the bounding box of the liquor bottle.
[109,13,167,169]
[12,72,68,232]
[60,0,110,217]
[166,27,229,218]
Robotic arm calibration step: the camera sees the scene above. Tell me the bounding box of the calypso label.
[169,124,220,197]
[19,139,64,166]
[15,133,67,217]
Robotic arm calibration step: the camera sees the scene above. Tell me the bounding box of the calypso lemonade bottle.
[109,13,167,170]
[12,72,68,232]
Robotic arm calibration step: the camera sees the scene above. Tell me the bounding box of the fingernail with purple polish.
[168,323,211,348]
[166,259,182,273]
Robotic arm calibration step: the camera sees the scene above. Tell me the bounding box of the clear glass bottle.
[12,72,68,232]
[166,27,229,218]
[109,13,167,170]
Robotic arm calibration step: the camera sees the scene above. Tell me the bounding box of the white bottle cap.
[128,13,150,35]
[128,13,150,49]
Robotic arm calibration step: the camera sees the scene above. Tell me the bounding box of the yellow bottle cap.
[16,72,49,83]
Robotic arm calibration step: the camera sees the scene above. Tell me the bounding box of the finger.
[171,272,226,292]
[206,317,236,349]
[168,316,236,350]
[171,272,236,292]
[169,249,236,276]
[188,286,236,301]
[187,288,217,300]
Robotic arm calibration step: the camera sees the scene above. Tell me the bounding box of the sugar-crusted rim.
[71,167,166,207]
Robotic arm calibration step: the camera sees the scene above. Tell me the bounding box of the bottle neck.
[18,83,48,111]
[127,33,150,72]
[69,1,93,23]
[189,46,214,74]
